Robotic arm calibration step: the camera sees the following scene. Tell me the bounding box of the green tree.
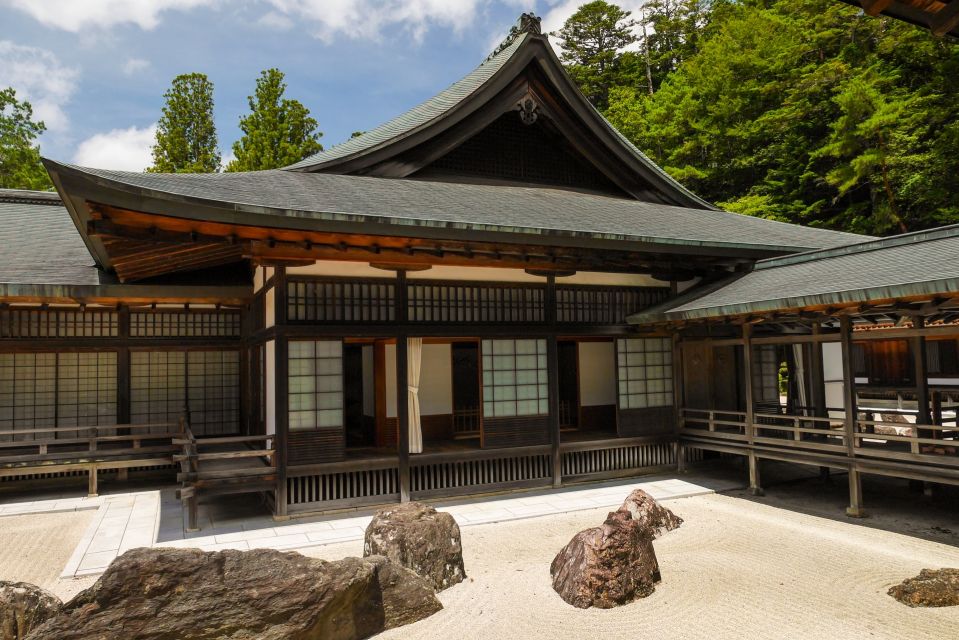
[555,1,637,110]
[0,88,52,190]
[149,73,220,173]
[226,69,323,172]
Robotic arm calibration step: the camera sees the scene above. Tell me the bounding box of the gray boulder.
[888,568,959,607]
[0,582,61,640]
[364,502,465,591]
[25,548,440,640]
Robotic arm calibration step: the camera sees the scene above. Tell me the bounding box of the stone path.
[0,472,743,579]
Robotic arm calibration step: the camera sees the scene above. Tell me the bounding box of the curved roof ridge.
[284,33,530,171]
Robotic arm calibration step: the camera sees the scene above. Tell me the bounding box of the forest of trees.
[3,0,958,237]
[557,0,959,236]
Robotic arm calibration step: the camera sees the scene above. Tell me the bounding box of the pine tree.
[149,73,220,173]
[555,1,637,110]
[0,87,52,190]
[226,69,323,172]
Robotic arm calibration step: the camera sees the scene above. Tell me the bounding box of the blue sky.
[0,0,642,171]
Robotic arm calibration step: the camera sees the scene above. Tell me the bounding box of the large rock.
[888,568,959,607]
[25,548,440,640]
[619,489,683,538]
[550,509,661,609]
[0,582,61,640]
[364,502,465,591]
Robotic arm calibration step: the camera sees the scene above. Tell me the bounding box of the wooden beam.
[396,333,411,502]
[931,0,959,37]
[861,0,894,17]
[839,316,857,460]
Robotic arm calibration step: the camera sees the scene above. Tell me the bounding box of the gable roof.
[627,225,959,324]
[283,17,715,209]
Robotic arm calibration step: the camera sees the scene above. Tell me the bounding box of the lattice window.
[481,339,548,418]
[187,351,240,436]
[288,340,344,431]
[409,283,545,323]
[752,345,780,403]
[130,311,241,337]
[0,353,56,440]
[0,309,118,338]
[131,351,186,429]
[287,280,395,323]
[556,287,669,324]
[56,353,117,431]
[616,338,673,409]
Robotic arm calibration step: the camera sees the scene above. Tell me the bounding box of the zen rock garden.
[888,568,959,608]
[550,489,683,609]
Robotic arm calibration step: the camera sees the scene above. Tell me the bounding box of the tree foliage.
[563,0,959,235]
[150,73,220,173]
[0,87,52,190]
[226,69,323,172]
[554,1,637,109]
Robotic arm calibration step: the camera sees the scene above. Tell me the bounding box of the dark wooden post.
[547,335,561,488]
[743,324,762,496]
[274,266,289,518]
[672,333,685,473]
[545,274,561,487]
[117,304,131,428]
[912,316,932,438]
[810,323,827,418]
[397,334,411,502]
[839,315,865,517]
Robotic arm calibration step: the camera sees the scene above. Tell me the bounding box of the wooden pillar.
[748,451,763,496]
[839,316,857,458]
[117,305,131,426]
[274,266,289,518]
[912,316,932,439]
[397,334,411,502]
[547,334,561,488]
[810,323,827,418]
[743,324,755,446]
[846,467,866,518]
[672,333,685,473]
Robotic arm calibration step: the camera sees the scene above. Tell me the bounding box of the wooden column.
[810,323,827,418]
[396,333,411,502]
[743,324,755,447]
[116,305,131,426]
[673,334,686,473]
[839,316,857,458]
[846,467,866,518]
[547,335,561,488]
[545,274,561,487]
[274,266,289,518]
[912,316,932,438]
[748,451,763,497]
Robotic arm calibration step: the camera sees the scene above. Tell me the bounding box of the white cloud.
[73,124,157,171]
[257,10,294,30]
[2,0,218,33]
[264,0,526,43]
[0,40,78,132]
[122,57,151,75]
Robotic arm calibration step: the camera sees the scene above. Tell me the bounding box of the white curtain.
[408,337,423,454]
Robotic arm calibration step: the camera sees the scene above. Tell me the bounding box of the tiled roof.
[47,163,869,255]
[628,225,959,323]
[0,191,104,286]
[284,34,530,170]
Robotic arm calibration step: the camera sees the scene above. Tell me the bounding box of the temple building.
[1,15,956,525]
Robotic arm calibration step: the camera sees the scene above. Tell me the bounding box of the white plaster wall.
[287,261,396,278]
[561,272,663,287]
[578,341,616,406]
[822,342,845,416]
[362,345,375,417]
[384,343,452,417]
[265,339,276,436]
[265,287,275,329]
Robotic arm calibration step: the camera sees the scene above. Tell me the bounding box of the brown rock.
[364,502,466,591]
[0,582,61,640]
[618,489,683,538]
[888,568,959,607]
[25,548,440,640]
[550,509,661,609]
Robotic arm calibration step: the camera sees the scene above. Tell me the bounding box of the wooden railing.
[451,406,480,437]
[175,426,276,531]
[0,420,185,495]
[854,418,958,464]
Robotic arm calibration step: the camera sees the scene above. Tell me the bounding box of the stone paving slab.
[33,471,742,580]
